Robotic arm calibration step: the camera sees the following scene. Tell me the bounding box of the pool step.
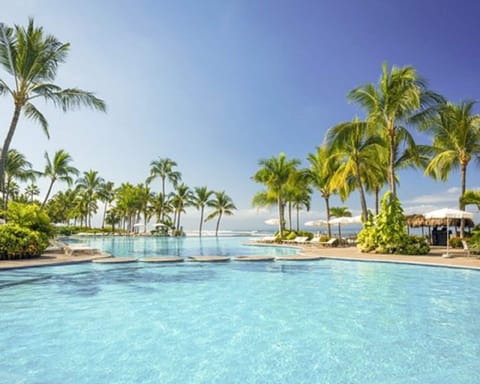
[189,256,231,262]
[92,257,138,264]
[140,257,184,263]
[234,256,275,262]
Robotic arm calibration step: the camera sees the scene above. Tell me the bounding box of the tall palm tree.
[41,149,79,207]
[349,62,443,198]
[97,181,115,229]
[307,145,338,237]
[76,170,104,227]
[0,19,106,189]
[193,186,213,236]
[326,119,384,221]
[170,183,192,233]
[206,191,236,236]
[423,101,480,237]
[147,158,181,196]
[285,169,312,231]
[3,149,36,210]
[25,183,40,202]
[252,153,300,238]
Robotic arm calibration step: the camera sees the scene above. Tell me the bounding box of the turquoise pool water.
[1,239,480,383]
[69,235,298,258]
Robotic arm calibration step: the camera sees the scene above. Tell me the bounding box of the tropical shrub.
[4,202,54,240]
[449,236,463,248]
[357,192,429,255]
[0,224,49,260]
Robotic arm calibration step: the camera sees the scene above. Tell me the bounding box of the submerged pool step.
[234,256,275,262]
[140,257,184,263]
[189,256,231,262]
[92,257,138,264]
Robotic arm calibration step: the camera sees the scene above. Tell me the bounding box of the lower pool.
[1,240,479,383]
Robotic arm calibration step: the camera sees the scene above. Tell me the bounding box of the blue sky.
[1,0,480,230]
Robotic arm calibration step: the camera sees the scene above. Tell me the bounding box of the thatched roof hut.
[405,214,474,228]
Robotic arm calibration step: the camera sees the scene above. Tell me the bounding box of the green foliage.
[467,231,480,254]
[5,202,54,240]
[449,236,463,249]
[0,224,49,260]
[357,192,430,255]
[56,226,124,236]
[286,232,297,240]
[278,229,314,241]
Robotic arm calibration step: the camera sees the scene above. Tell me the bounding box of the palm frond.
[23,102,49,137]
[44,88,106,112]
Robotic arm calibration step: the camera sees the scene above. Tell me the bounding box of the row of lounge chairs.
[257,236,339,246]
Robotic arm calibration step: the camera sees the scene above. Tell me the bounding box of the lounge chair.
[258,236,277,243]
[317,238,337,247]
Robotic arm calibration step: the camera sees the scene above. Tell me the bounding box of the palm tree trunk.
[177,210,182,232]
[199,206,204,236]
[296,205,300,232]
[277,196,283,239]
[3,178,10,212]
[374,185,379,215]
[288,202,292,231]
[324,196,331,238]
[161,178,166,221]
[355,161,368,222]
[388,129,396,199]
[215,212,222,236]
[0,104,22,193]
[102,202,108,229]
[41,179,55,208]
[460,162,467,238]
[144,211,147,232]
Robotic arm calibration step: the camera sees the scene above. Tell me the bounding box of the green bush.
[0,224,49,260]
[449,236,463,248]
[5,202,54,240]
[357,192,429,255]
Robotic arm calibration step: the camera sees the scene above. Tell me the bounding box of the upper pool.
[1,238,480,383]
[69,235,298,258]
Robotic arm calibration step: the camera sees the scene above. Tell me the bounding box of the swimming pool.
[1,240,480,383]
[69,235,298,258]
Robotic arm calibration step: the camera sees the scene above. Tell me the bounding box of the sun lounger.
[314,238,337,247]
[258,236,277,243]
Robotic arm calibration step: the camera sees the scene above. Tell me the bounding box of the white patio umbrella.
[264,218,280,226]
[424,208,474,257]
[328,215,362,240]
[304,219,328,236]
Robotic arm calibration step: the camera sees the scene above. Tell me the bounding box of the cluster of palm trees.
[253,63,480,238]
[1,151,236,236]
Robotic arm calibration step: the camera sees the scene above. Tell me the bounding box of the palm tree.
[170,184,193,233]
[147,158,181,197]
[25,183,40,202]
[329,206,352,240]
[3,149,36,210]
[135,184,153,230]
[76,170,104,227]
[326,119,384,221]
[0,19,106,189]
[105,207,121,234]
[285,169,312,231]
[461,190,480,211]
[349,62,443,198]
[97,181,115,228]
[193,186,214,236]
[41,149,79,207]
[423,101,480,236]
[252,153,300,239]
[307,145,339,237]
[206,191,236,236]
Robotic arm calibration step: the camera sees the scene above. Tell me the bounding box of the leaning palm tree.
[349,62,443,198]
[147,158,181,196]
[193,186,214,236]
[423,101,480,237]
[326,119,384,221]
[205,191,236,236]
[41,149,79,207]
[252,153,300,239]
[0,19,106,189]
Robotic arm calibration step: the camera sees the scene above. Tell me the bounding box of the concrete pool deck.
[0,244,480,270]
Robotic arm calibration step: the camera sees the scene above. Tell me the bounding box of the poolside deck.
[1,244,480,270]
